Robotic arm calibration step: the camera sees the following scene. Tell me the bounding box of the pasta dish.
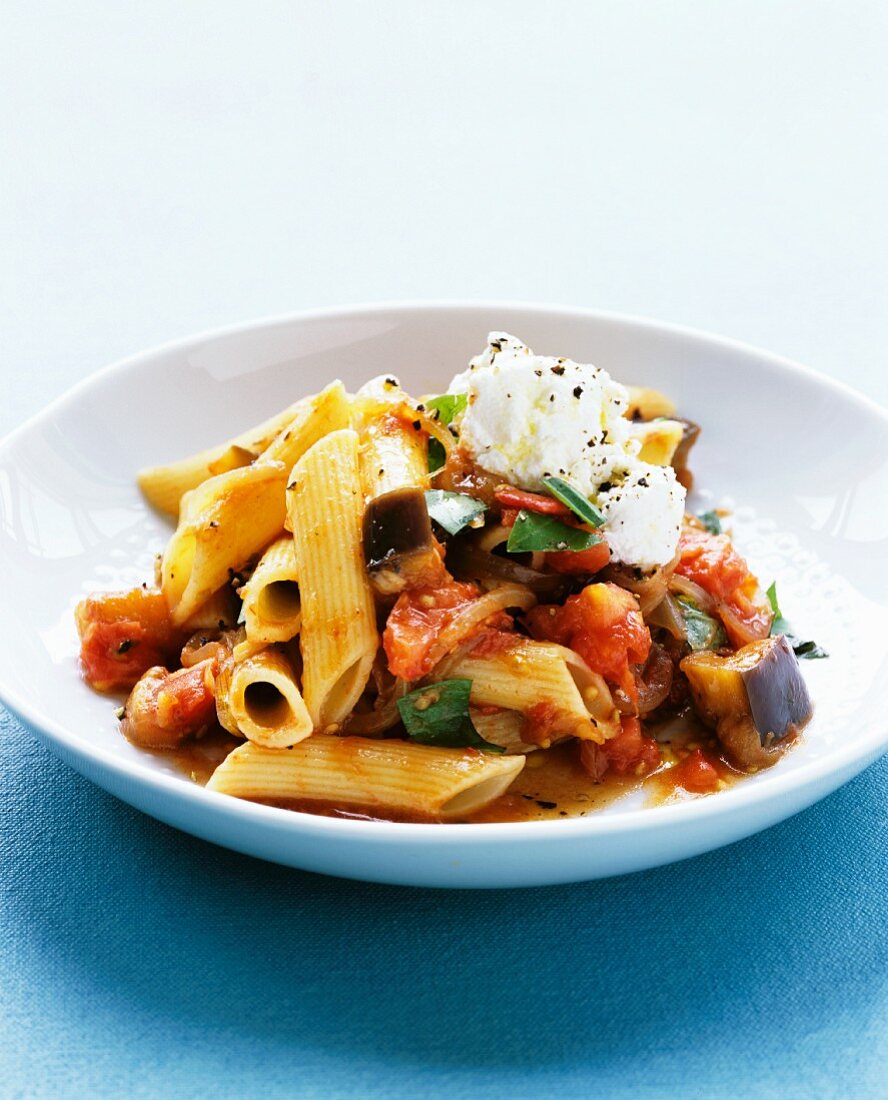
[75,332,823,822]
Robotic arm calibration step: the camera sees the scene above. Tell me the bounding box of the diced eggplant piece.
[362,487,438,597]
[681,635,812,768]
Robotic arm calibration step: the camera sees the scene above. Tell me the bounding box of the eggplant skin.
[362,487,439,596]
[742,634,812,742]
[681,635,813,769]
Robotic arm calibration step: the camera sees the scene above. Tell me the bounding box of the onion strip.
[668,572,716,612]
[421,582,537,675]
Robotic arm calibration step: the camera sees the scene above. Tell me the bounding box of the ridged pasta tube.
[239,536,302,644]
[161,462,287,625]
[441,640,618,746]
[287,430,378,728]
[207,736,525,818]
[227,647,313,748]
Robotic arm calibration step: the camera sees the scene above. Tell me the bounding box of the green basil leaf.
[397,679,504,752]
[506,510,602,553]
[766,581,781,617]
[790,638,828,660]
[766,581,828,659]
[675,596,727,651]
[542,475,605,528]
[425,490,486,535]
[427,437,446,473]
[698,510,722,535]
[424,393,468,425]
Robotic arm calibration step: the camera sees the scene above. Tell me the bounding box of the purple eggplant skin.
[743,634,812,744]
[362,487,437,595]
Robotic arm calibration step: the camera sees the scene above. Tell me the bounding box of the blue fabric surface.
[1,705,885,1100]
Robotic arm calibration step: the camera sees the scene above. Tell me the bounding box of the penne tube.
[358,411,430,500]
[228,647,313,748]
[214,659,238,735]
[258,381,350,471]
[138,398,315,516]
[162,462,287,626]
[287,430,378,729]
[440,639,619,747]
[625,385,677,421]
[633,418,685,466]
[206,736,525,819]
[239,535,302,644]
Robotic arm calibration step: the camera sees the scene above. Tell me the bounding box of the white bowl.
[1,302,886,888]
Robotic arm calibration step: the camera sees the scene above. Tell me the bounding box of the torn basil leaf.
[506,510,602,553]
[542,475,605,528]
[675,596,727,651]
[397,679,503,752]
[425,490,486,536]
[427,437,446,473]
[698,510,722,535]
[424,393,468,425]
[425,394,466,472]
[766,582,828,660]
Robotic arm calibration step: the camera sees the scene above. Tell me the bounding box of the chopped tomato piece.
[545,539,611,575]
[493,485,572,517]
[75,588,179,692]
[676,528,748,600]
[676,528,773,646]
[121,661,217,749]
[602,716,661,776]
[383,581,511,681]
[527,582,651,694]
[469,629,522,660]
[671,747,720,793]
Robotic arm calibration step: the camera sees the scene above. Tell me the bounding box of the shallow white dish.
[1,302,886,888]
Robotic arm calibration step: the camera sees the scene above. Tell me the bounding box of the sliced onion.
[668,572,716,612]
[559,646,621,741]
[603,556,676,616]
[422,582,537,674]
[345,666,409,736]
[715,600,767,648]
[646,593,687,641]
[614,643,674,716]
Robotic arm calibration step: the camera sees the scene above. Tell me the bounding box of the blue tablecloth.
[2,704,884,1099]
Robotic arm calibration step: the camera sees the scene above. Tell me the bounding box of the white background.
[2,0,886,435]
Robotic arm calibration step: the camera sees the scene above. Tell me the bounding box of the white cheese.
[448,332,686,569]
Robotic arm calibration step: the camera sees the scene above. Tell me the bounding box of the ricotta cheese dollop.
[448,332,686,569]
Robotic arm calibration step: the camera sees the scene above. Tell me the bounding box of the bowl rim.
[1,298,886,846]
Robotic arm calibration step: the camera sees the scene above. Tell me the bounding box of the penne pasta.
[162,461,287,626]
[227,647,313,748]
[287,429,378,728]
[439,640,619,747]
[138,398,313,516]
[239,535,302,644]
[625,384,677,421]
[634,418,685,466]
[258,380,350,470]
[206,736,526,819]
[359,411,430,500]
